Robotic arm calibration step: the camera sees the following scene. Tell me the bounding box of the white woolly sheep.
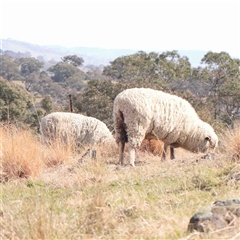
[40,112,114,147]
[114,88,218,166]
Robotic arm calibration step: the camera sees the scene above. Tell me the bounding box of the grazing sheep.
[114,88,218,166]
[40,112,114,147]
[140,139,175,160]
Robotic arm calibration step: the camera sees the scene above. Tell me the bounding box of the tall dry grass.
[0,124,84,180]
[219,122,240,162]
[1,125,45,179]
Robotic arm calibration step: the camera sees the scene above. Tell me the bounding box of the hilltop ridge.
[2,38,207,67]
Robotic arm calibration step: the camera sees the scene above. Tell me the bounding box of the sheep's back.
[114,88,199,137]
[40,112,112,145]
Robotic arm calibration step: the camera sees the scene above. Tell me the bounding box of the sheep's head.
[205,134,218,149]
[194,122,218,153]
[182,121,218,153]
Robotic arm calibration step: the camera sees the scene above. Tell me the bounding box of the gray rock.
[188,198,240,233]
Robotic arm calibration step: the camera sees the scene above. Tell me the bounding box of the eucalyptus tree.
[14,57,44,92]
[74,79,124,130]
[103,50,192,87]
[0,54,21,80]
[41,95,53,113]
[48,58,86,85]
[196,51,240,125]
[62,55,84,67]
[0,77,32,123]
[15,57,44,77]
[103,51,160,82]
[157,50,192,83]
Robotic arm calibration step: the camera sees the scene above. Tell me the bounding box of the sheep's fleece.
[114,88,218,166]
[40,112,113,146]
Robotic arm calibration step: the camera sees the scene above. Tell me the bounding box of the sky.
[1,0,240,58]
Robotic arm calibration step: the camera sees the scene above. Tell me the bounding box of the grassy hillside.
[1,124,239,239]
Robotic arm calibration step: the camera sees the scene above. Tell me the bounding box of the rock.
[227,171,240,182]
[188,198,240,233]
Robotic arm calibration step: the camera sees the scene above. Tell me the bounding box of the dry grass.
[220,122,240,162]
[0,124,84,179]
[1,125,45,179]
[43,139,79,167]
[1,123,240,239]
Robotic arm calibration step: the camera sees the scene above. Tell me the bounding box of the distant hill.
[2,38,208,67]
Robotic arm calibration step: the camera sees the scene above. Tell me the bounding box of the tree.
[25,72,41,91]
[0,54,21,80]
[157,50,192,83]
[62,55,84,67]
[65,75,87,93]
[0,77,32,122]
[103,51,160,81]
[41,95,53,113]
[15,57,44,77]
[48,62,78,82]
[220,78,240,126]
[14,57,44,92]
[198,51,240,125]
[74,79,125,130]
[24,108,45,133]
[85,64,107,80]
[47,61,86,83]
[102,50,192,87]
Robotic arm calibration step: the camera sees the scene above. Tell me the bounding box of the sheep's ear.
[205,136,211,141]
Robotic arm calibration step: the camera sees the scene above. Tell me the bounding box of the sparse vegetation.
[1,124,239,239]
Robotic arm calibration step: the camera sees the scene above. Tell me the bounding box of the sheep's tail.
[114,109,128,165]
[114,110,128,144]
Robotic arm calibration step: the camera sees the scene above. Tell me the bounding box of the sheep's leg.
[119,141,125,165]
[129,147,136,167]
[162,144,168,161]
[170,147,175,160]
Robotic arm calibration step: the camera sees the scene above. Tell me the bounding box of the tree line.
[0,49,239,132]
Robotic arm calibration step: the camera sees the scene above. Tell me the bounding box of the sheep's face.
[194,136,217,153]
[190,123,218,153]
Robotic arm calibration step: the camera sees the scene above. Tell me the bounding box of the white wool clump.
[40,112,113,147]
[114,88,218,166]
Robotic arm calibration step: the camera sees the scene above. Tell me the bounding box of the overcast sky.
[1,0,240,58]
